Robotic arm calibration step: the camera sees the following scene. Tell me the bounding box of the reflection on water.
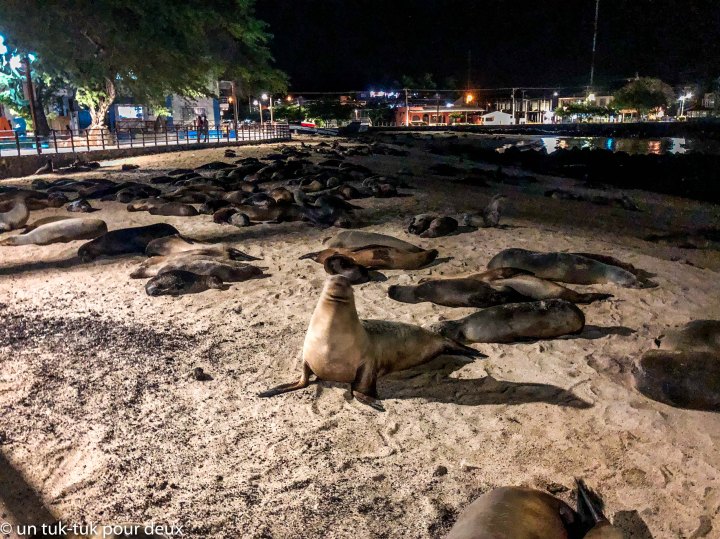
[536,136,720,155]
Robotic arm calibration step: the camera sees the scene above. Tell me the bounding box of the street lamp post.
[230,81,239,134]
[435,93,441,126]
[679,92,692,117]
[254,99,263,127]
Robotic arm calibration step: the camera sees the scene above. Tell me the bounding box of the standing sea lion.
[0,218,108,246]
[78,223,179,262]
[323,230,423,252]
[301,245,438,270]
[144,235,259,261]
[488,248,643,288]
[258,275,483,410]
[0,197,29,232]
[446,486,579,539]
[426,300,585,343]
[322,254,372,284]
[145,270,224,296]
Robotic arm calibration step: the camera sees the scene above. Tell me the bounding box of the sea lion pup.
[407,214,437,235]
[67,198,96,213]
[632,350,720,412]
[145,270,224,296]
[488,248,643,288]
[258,275,483,410]
[420,216,458,238]
[0,197,29,232]
[78,223,179,262]
[149,202,199,217]
[490,274,612,304]
[462,194,508,228]
[144,235,259,261]
[389,278,528,308]
[576,479,625,539]
[446,486,579,539]
[301,245,438,270]
[426,300,585,343]
[654,319,720,353]
[323,254,372,284]
[323,230,423,252]
[0,218,108,246]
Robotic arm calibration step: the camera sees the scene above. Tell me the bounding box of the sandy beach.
[1,134,719,538]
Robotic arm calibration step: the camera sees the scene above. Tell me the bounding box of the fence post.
[165,128,169,147]
[175,128,179,146]
[116,128,120,149]
[15,131,21,156]
[186,127,189,145]
[141,128,146,147]
[70,129,75,153]
[35,131,42,154]
[129,129,133,148]
[100,129,105,150]
[52,130,58,154]
[86,130,90,151]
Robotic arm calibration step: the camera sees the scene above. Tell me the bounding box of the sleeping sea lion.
[301,245,438,270]
[488,248,644,288]
[131,255,264,281]
[0,197,29,232]
[149,202,199,217]
[145,270,223,296]
[446,486,579,539]
[0,218,108,246]
[258,275,483,410]
[426,300,585,343]
[420,216,458,238]
[388,277,527,308]
[144,235,259,261]
[323,230,422,252]
[654,319,720,353]
[490,274,612,304]
[78,223,178,262]
[66,198,95,213]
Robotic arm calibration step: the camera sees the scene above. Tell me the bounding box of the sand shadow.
[379,356,591,408]
[567,325,636,340]
[613,510,654,538]
[0,255,86,277]
[421,256,453,268]
[0,451,57,531]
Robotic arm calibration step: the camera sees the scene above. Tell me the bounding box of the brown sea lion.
[145,270,223,296]
[426,300,585,343]
[149,202,199,217]
[446,486,578,539]
[488,248,646,288]
[576,479,625,539]
[144,235,259,261]
[490,274,612,304]
[0,218,108,246]
[67,198,96,213]
[154,259,264,282]
[301,245,438,270]
[389,278,527,308]
[78,223,179,262]
[258,275,483,410]
[127,198,165,212]
[0,197,29,232]
[323,230,422,252]
[322,254,372,285]
[654,319,720,353]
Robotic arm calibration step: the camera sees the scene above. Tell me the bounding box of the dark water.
[503,136,720,156]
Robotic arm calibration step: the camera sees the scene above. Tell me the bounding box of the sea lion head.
[321,275,354,304]
[77,242,98,263]
[421,249,439,266]
[323,254,370,284]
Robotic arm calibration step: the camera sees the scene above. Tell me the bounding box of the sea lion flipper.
[577,292,613,304]
[258,363,312,398]
[353,391,385,412]
[351,362,383,411]
[227,248,261,261]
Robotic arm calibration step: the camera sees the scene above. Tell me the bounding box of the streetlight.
[254,99,263,127]
[261,93,273,123]
[678,92,692,117]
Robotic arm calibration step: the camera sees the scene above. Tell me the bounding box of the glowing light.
[9,55,22,70]
[465,93,474,104]
[228,97,234,104]
[588,93,596,102]
[28,53,36,62]
[253,100,259,106]
[0,35,7,55]
[261,93,268,100]
[553,91,559,96]
[286,96,293,102]
[445,103,454,107]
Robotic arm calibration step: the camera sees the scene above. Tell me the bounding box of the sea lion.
[301,245,438,270]
[389,278,527,308]
[407,214,437,235]
[145,270,224,296]
[144,235,259,261]
[198,199,231,214]
[0,197,29,232]
[632,351,720,412]
[213,207,238,223]
[132,257,264,281]
[132,251,257,277]
[490,274,612,304]
[463,194,508,228]
[446,486,579,539]
[420,216,458,238]
[229,212,251,227]
[258,275,483,410]
[323,230,422,252]
[67,198,96,213]
[0,218,108,246]
[323,254,371,285]
[149,202,199,217]
[21,215,74,232]
[576,479,625,539]
[127,198,165,212]
[78,223,179,262]
[488,248,643,288]
[654,320,720,353]
[426,300,585,343]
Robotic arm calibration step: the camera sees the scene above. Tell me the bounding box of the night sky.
[255,0,720,92]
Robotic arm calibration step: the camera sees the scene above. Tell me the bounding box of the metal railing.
[0,123,291,157]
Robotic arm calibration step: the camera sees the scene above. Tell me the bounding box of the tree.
[612,77,674,117]
[0,0,283,128]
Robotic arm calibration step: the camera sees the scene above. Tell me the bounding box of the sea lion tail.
[227,248,261,261]
[0,236,18,246]
[387,285,421,304]
[444,339,486,359]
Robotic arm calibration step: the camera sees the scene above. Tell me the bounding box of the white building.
[481,111,514,125]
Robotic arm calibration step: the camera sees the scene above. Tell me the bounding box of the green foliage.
[303,100,352,122]
[612,78,674,115]
[0,0,284,126]
[271,103,304,123]
[366,106,394,124]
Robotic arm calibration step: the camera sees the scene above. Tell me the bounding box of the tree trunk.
[32,96,51,136]
[88,78,116,129]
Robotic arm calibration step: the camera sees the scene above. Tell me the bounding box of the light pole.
[404,88,409,127]
[254,99,262,126]
[434,93,441,125]
[230,81,239,134]
[262,93,273,123]
[679,92,692,117]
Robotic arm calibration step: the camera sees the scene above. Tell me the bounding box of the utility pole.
[22,56,41,153]
[589,0,600,91]
[230,81,239,133]
[404,88,409,127]
[435,93,441,125]
[521,89,528,123]
[511,88,517,125]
